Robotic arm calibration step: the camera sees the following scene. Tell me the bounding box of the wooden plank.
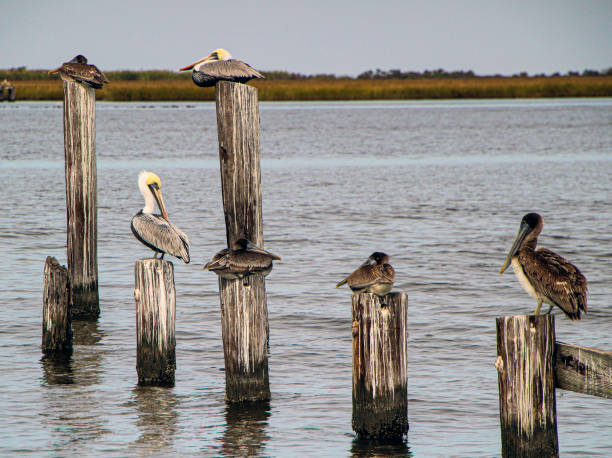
[214,81,270,403]
[496,314,558,457]
[555,342,612,399]
[42,256,73,354]
[352,292,408,439]
[63,80,99,318]
[134,259,176,387]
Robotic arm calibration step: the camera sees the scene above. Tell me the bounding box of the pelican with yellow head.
[131,170,190,263]
[179,48,264,87]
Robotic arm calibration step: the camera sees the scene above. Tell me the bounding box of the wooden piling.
[134,259,176,387]
[42,256,73,354]
[214,81,270,403]
[63,80,99,318]
[7,85,16,102]
[496,314,558,457]
[352,292,408,440]
[555,342,612,400]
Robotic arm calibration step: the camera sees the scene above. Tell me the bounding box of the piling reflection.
[132,386,180,450]
[350,437,412,457]
[220,401,270,456]
[40,353,74,385]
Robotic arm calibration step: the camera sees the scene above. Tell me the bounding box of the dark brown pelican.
[500,213,588,320]
[49,55,109,89]
[336,252,395,296]
[203,238,281,281]
[179,48,263,87]
[131,170,190,263]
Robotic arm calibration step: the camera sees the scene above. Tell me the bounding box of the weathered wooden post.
[495,314,558,457]
[134,259,176,386]
[215,80,270,403]
[7,85,16,102]
[63,80,99,318]
[352,292,408,440]
[42,256,73,354]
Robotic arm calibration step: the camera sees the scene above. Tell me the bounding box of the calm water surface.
[1,99,611,456]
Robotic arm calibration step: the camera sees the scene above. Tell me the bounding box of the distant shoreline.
[8,76,612,101]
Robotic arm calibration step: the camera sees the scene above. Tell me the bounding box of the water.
[1,99,611,456]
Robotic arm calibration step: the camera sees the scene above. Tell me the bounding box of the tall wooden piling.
[352,292,408,440]
[496,314,558,457]
[214,81,270,403]
[134,259,176,386]
[63,80,99,318]
[42,256,73,354]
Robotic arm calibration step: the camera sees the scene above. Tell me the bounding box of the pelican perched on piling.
[131,170,190,263]
[336,252,395,296]
[179,48,264,87]
[204,238,280,281]
[500,213,588,320]
[49,55,109,89]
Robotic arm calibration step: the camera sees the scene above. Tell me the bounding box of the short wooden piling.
[352,292,408,440]
[134,259,176,386]
[63,80,99,318]
[7,85,16,101]
[42,256,73,354]
[214,81,270,403]
[495,314,558,457]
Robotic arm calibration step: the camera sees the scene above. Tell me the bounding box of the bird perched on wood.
[203,238,281,282]
[179,48,264,87]
[49,54,109,89]
[336,252,395,296]
[500,212,588,320]
[131,170,190,263]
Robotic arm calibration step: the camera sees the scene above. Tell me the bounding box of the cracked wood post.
[352,292,408,440]
[215,81,270,403]
[134,259,176,387]
[495,314,558,457]
[63,80,99,318]
[42,256,73,354]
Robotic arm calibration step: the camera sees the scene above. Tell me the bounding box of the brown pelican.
[131,170,190,263]
[336,252,395,296]
[179,48,264,87]
[49,55,109,89]
[203,238,280,281]
[500,213,588,320]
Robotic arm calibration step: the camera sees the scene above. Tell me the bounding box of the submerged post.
[352,292,408,440]
[215,80,270,402]
[42,256,73,354]
[134,259,176,386]
[63,80,99,318]
[495,314,558,457]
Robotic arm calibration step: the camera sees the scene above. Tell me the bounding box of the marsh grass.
[13,76,612,101]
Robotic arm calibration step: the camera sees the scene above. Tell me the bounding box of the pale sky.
[2,0,610,76]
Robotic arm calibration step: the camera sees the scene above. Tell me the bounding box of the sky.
[2,0,610,76]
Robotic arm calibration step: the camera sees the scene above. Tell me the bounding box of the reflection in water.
[131,386,180,450]
[221,401,270,456]
[40,353,74,385]
[72,319,104,346]
[350,437,412,457]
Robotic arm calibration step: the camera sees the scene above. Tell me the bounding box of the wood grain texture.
[63,80,99,318]
[496,314,558,457]
[42,256,73,354]
[555,342,612,399]
[352,292,408,439]
[215,81,270,402]
[134,259,176,386]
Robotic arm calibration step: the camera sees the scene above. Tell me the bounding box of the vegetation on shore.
[2,67,611,101]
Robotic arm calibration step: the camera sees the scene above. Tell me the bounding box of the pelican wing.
[337,265,385,290]
[206,250,273,273]
[201,60,264,81]
[131,213,190,263]
[61,63,109,89]
[522,248,587,319]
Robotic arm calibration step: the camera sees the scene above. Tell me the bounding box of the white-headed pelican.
[500,212,588,320]
[49,55,109,89]
[131,170,190,263]
[203,238,280,281]
[179,48,263,87]
[336,252,395,296]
